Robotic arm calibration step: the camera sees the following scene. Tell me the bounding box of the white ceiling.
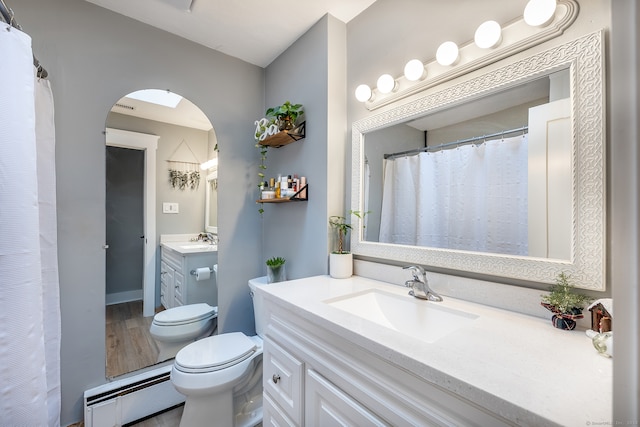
[95,0,377,129]
[85,0,378,67]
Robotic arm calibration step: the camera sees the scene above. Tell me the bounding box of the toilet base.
[155,323,217,363]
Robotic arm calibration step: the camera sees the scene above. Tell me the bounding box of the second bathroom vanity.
[257,275,611,427]
[159,235,218,309]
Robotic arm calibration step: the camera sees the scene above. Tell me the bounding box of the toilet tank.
[248,276,269,337]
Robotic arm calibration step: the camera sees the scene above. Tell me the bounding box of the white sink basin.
[325,289,478,343]
[179,243,216,250]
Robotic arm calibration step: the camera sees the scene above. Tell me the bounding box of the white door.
[528,97,572,260]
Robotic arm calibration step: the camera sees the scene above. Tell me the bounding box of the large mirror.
[351,31,605,290]
[105,89,215,378]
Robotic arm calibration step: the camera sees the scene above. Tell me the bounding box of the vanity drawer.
[263,338,303,425]
[161,247,183,272]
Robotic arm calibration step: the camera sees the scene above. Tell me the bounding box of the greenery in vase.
[349,209,372,229]
[265,256,286,268]
[329,216,352,254]
[266,101,304,130]
[541,272,593,314]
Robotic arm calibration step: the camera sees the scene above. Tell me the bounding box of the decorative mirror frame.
[351,30,606,290]
[205,170,218,234]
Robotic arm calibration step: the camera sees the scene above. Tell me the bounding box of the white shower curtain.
[380,135,528,255]
[0,23,61,426]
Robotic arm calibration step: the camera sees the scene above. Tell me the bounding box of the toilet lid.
[174,332,257,373]
[153,303,217,326]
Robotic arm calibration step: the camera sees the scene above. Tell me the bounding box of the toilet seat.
[153,303,218,326]
[174,332,257,374]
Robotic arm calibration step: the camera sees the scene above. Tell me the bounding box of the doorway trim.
[106,128,159,317]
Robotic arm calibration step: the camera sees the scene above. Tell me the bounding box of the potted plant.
[541,272,593,330]
[266,256,286,283]
[266,101,304,131]
[349,209,371,239]
[329,215,353,279]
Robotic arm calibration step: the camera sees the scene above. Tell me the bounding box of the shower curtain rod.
[0,0,48,78]
[384,125,528,160]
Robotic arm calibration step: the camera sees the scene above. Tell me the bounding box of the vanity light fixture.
[435,41,459,66]
[200,158,218,170]
[474,20,502,49]
[523,0,557,27]
[404,59,427,82]
[355,84,373,102]
[354,0,577,108]
[376,74,398,94]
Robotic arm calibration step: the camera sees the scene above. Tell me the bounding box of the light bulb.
[436,41,459,66]
[474,20,502,49]
[376,74,397,94]
[524,0,557,27]
[404,59,426,81]
[355,84,373,102]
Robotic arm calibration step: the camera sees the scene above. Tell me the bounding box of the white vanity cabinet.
[262,301,513,427]
[159,245,217,309]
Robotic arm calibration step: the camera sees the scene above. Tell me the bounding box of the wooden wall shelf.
[257,185,308,204]
[260,122,306,148]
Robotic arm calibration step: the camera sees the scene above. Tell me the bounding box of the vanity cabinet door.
[173,271,184,306]
[263,338,304,425]
[160,261,170,308]
[305,369,389,427]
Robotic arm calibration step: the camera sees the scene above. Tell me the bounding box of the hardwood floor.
[130,405,184,427]
[105,300,161,378]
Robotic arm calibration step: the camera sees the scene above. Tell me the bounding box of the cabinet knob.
[272,374,281,384]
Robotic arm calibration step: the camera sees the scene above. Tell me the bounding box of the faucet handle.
[403,265,425,280]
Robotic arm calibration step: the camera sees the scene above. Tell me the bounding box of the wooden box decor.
[588,299,613,333]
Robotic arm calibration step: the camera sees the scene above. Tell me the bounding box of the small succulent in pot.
[541,272,593,330]
[266,256,286,283]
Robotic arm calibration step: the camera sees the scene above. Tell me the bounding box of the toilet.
[170,276,268,427]
[150,302,218,363]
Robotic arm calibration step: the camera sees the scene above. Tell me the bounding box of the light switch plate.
[162,202,179,214]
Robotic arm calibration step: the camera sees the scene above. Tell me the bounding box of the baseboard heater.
[84,365,185,427]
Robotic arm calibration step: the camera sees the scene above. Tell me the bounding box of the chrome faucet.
[197,232,218,244]
[403,265,443,302]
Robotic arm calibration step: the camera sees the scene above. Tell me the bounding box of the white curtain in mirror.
[379,135,528,255]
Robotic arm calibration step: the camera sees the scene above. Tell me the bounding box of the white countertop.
[256,275,612,427]
[160,241,218,254]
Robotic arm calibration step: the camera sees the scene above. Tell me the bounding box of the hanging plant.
[189,170,200,190]
[168,168,200,190]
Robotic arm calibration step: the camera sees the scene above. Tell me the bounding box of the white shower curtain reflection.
[0,24,61,426]
[380,135,528,256]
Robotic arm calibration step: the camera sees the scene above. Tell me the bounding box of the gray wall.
[13,0,263,424]
[261,15,347,280]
